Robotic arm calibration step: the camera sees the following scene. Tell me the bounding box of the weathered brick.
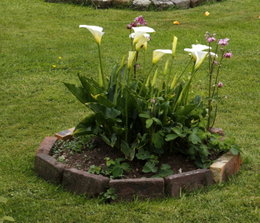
[109,178,164,200]
[36,136,57,155]
[35,153,65,184]
[62,168,109,196]
[210,153,241,183]
[164,169,214,197]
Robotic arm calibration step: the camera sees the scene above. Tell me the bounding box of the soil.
[51,137,218,179]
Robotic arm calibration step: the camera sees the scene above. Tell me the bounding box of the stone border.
[45,0,221,10]
[35,131,241,200]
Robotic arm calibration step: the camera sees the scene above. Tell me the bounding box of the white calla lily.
[135,34,149,51]
[184,48,208,70]
[79,25,104,45]
[132,26,155,33]
[191,44,211,51]
[152,49,172,64]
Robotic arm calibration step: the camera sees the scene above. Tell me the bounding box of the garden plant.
[58,16,240,179]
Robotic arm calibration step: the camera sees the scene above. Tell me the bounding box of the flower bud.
[217,82,224,88]
[224,52,233,58]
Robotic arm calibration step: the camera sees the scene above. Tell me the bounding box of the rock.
[190,0,207,8]
[113,0,133,6]
[210,153,242,183]
[62,168,109,196]
[109,178,164,200]
[164,169,214,197]
[151,0,174,9]
[132,0,152,9]
[92,0,113,8]
[171,0,190,9]
[35,153,65,184]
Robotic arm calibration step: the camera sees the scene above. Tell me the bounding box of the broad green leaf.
[121,140,135,161]
[165,134,178,142]
[152,164,173,178]
[142,160,158,173]
[146,119,153,128]
[189,128,201,144]
[152,117,162,126]
[136,149,151,160]
[152,131,164,149]
[139,113,150,119]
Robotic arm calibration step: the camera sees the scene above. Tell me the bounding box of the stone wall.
[45,0,220,10]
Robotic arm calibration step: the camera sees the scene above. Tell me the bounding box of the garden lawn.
[0,0,259,222]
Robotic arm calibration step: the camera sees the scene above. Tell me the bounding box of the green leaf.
[189,128,201,144]
[152,164,173,178]
[152,131,164,149]
[121,140,135,161]
[111,166,124,178]
[3,216,15,222]
[136,149,151,160]
[146,119,153,128]
[152,117,162,126]
[230,147,239,155]
[142,160,158,173]
[139,113,150,119]
[165,134,178,142]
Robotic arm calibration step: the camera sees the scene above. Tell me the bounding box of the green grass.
[0,0,259,222]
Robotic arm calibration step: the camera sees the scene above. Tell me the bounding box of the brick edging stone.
[35,135,241,200]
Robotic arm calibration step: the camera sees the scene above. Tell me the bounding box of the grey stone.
[190,0,207,8]
[164,169,214,197]
[35,153,65,184]
[171,0,190,9]
[109,178,164,200]
[113,0,133,6]
[152,0,174,9]
[62,168,109,196]
[132,0,152,9]
[92,0,113,8]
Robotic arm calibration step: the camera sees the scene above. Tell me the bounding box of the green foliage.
[152,164,174,178]
[99,188,117,203]
[0,197,15,222]
[88,157,130,179]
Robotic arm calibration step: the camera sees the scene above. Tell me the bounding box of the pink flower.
[207,37,216,43]
[218,38,230,46]
[224,52,233,58]
[217,82,224,88]
[127,22,137,29]
[134,16,147,26]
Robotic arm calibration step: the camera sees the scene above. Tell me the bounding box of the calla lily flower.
[184,47,209,70]
[127,51,136,69]
[190,44,211,51]
[79,25,104,45]
[152,49,172,64]
[129,32,150,41]
[132,26,155,34]
[135,34,149,51]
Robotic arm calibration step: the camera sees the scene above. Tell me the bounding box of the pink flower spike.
[134,16,147,26]
[217,82,224,88]
[218,38,230,46]
[207,37,216,43]
[224,52,233,58]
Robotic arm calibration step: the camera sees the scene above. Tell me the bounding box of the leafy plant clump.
[64,17,240,171]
